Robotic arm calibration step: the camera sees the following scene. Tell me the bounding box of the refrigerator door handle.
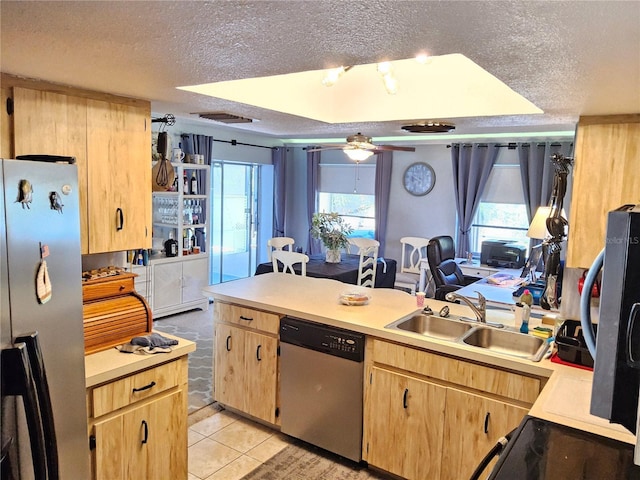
[626,303,640,367]
[1,343,48,480]
[15,332,59,480]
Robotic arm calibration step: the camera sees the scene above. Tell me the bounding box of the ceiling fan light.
[344,149,374,162]
[322,66,351,87]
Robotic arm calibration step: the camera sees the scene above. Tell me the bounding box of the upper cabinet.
[86,99,150,252]
[2,76,151,254]
[567,115,640,268]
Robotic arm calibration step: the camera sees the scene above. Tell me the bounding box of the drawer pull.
[226,335,231,351]
[256,344,262,361]
[403,388,409,409]
[239,315,253,322]
[132,381,156,393]
[484,412,490,434]
[141,420,149,444]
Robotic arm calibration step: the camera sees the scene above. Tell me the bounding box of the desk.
[255,254,397,288]
[419,258,501,296]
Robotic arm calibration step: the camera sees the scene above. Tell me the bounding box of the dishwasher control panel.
[280,317,365,362]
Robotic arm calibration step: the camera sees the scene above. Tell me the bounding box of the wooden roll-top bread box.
[82,270,152,354]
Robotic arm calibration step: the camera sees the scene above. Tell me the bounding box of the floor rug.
[240,440,396,480]
[153,307,214,414]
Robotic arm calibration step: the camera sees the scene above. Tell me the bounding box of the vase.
[325,249,341,263]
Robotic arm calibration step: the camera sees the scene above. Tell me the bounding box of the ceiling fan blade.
[375,145,416,152]
[307,145,348,152]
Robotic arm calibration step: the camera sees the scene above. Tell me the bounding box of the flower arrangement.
[311,212,353,251]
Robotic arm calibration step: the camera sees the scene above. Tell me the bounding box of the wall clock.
[403,162,436,196]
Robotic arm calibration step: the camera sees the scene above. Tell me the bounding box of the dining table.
[254,254,397,288]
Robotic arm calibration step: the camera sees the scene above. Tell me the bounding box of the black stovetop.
[488,416,640,480]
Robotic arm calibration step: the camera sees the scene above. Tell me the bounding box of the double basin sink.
[385,313,549,362]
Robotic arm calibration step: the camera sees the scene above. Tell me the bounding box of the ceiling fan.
[308,133,415,161]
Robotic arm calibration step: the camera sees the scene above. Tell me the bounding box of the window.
[468,160,530,254]
[318,164,375,238]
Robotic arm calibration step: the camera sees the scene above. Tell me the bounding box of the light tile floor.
[188,408,292,480]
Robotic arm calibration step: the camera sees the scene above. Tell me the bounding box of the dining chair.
[394,236,430,295]
[348,238,380,288]
[267,237,295,260]
[271,250,309,276]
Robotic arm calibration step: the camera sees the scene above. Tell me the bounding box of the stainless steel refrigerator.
[1,158,90,479]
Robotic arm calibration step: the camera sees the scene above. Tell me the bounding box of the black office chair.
[427,235,480,301]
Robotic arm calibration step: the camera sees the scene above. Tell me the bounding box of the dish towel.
[116,333,179,354]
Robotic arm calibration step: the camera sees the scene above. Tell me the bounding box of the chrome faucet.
[445,291,504,328]
[445,291,486,323]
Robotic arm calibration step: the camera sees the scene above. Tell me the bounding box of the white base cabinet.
[152,256,209,318]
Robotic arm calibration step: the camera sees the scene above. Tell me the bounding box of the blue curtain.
[180,134,213,165]
[451,143,500,257]
[374,151,393,256]
[272,147,287,237]
[306,149,322,254]
[518,141,573,221]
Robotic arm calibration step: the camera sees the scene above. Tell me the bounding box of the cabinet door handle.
[132,381,156,393]
[226,335,231,351]
[116,207,124,231]
[484,412,490,434]
[141,420,149,444]
[256,345,262,361]
[239,315,253,322]
[403,388,409,409]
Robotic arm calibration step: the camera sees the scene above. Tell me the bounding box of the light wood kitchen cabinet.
[87,356,188,480]
[364,366,445,480]
[441,387,528,479]
[86,98,151,253]
[214,302,280,425]
[152,256,209,318]
[363,338,544,480]
[4,77,151,254]
[567,115,640,268]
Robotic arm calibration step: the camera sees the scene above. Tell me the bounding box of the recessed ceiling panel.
[178,54,543,124]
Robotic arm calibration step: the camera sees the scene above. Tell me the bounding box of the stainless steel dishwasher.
[280,316,365,462]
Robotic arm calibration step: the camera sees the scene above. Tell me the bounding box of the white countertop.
[204,273,637,445]
[85,332,196,388]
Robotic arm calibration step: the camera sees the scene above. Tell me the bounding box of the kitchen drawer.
[214,302,280,335]
[370,338,541,404]
[459,264,498,278]
[83,273,136,302]
[90,358,184,417]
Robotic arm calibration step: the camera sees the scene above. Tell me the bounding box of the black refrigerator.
[1,158,90,479]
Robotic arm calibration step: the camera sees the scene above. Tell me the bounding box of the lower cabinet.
[152,256,209,318]
[363,338,543,480]
[214,323,279,424]
[364,367,446,480]
[214,302,280,425]
[87,357,188,480]
[441,388,528,479]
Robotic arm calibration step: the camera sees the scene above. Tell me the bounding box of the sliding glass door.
[210,161,273,284]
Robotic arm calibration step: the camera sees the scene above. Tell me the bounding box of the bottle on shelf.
[191,200,199,224]
[164,231,178,257]
[182,170,189,194]
[190,171,198,195]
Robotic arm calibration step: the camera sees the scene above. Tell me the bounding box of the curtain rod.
[447,142,573,149]
[180,134,277,150]
[213,138,277,150]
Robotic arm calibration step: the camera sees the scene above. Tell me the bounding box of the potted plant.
[311,212,353,263]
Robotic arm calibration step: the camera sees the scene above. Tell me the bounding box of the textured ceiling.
[1,1,639,142]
